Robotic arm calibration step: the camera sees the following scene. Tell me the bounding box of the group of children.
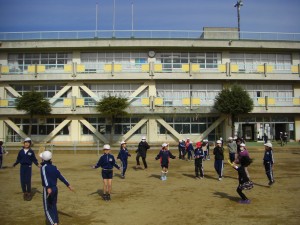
[9,136,276,224]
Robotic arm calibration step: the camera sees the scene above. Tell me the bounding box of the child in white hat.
[155,143,176,180]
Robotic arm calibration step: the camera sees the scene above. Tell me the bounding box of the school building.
[0,27,300,146]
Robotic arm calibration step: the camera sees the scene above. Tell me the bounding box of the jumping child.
[228,156,253,204]
[263,142,275,186]
[213,140,224,181]
[92,144,120,201]
[194,141,204,179]
[117,141,131,179]
[155,143,176,181]
[40,151,74,225]
[13,137,40,201]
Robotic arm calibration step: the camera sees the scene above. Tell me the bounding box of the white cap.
[186,138,190,140]
[264,142,272,148]
[216,140,222,144]
[203,139,208,142]
[240,143,246,147]
[162,143,168,147]
[40,151,52,161]
[228,137,233,140]
[142,136,146,140]
[24,137,32,142]
[120,141,126,145]
[103,144,110,150]
[179,140,183,142]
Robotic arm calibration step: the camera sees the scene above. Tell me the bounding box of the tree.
[96,95,130,144]
[15,91,52,137]
[214,84,253,137]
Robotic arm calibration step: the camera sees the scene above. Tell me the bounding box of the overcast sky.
[0,0,299,33]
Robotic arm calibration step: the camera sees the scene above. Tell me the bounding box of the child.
[185,138,194,161]
[235,143,249,164]
[194,141,204,179]
[178,140,186,160]
[263,142,275,185]
[213,140,224,181]
[155,143,176,181]
[92,144,120,201]
[0,141,7,169]
[117,141,131,179]
[227,137,237,163]
[13,137,40,201]
[40,151,74,225]
[135,137,150,170]
[228,156,253,204]
[202,139,210,160]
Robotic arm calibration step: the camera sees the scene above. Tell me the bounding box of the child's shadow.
[149,174,161,180]
[182,173,195,179]
[31,187,42,197]
[213,191,240,202]
[88,189,103,197]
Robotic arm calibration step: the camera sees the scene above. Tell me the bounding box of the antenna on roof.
[234,0,243,39]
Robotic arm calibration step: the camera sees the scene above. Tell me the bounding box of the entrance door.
[275,123,286,140]
[242,124,254,141]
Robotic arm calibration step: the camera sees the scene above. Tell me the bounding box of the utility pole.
[234,0,243,39]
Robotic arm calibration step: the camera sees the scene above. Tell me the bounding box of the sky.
[0,0,300,33]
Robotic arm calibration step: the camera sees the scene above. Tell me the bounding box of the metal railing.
[1,30,300,41]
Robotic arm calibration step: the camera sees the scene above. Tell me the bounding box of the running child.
[117,141,131,179]
[92,144,120,201]
[194,141,204,179]
[228,156,253,204]
[40,151,74,225]
[213,140,224,181]
[13,137,40,201]
[263,142,275,186]
[155,143,176,181]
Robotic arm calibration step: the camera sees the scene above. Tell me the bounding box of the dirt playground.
[0,147,300,225]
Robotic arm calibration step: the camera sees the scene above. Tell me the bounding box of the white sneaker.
[218,178,222,181]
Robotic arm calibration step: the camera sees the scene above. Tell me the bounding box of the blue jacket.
[155,150,176,165]
[95,153,120,170]
[13,148,39,166]
[263,149,274,164]
[41,161,69,188]
[194,148,204,159]
[117,147,131,162]
[186,143,194,152]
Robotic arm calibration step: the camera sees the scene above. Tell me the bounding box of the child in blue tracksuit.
[263,142,275,185]
[117,141,131,179]
[13,137,40,201]
[213,140,224,181]
[178,140,186,160]
[194,142,204,179]
[40,151,74,225]
[186,139,194,161]
[155,143,176,180]
[93,144,120,201]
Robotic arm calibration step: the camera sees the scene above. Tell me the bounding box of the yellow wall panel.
[63,99,72,106]
[114,64,122,72]
[258,98,265,105]
[154,98,163,105]
[192,98,200,105]
[37,65,45,73]
[268,98,275,105]
[293,98,300,105]
[104,64,112,72]
[77,64,85,73]
[291,65,299,73]
[257,65,264,73]
[76,98,84,106]
[141,64,149,72]
[191,64,200,72]
[182,64,189,72]
[231,64,239,72]
[64,64,73,72]
[182,98,190,105]
[154,64,162,72]
[1,66,9,73]
[28,65,35,73]
[141,98,150,105]
[218,64,226,72]
[0,100,8,106]
[266,65,273,73]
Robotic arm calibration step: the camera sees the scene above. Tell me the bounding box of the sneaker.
[239,199,251,204]
[218,177,222,181]
[200,176,204,179]
[102,194,108,201]
[268,180,275,186]
[107,194,111,201]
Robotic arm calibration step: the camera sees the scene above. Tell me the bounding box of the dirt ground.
[0,147,300,225]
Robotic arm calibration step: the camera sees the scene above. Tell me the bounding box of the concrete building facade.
[0,29,299,146]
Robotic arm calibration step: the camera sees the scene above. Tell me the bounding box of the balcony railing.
[0,62,299,75]
[1,30,300,41]
[1,96,299,108]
